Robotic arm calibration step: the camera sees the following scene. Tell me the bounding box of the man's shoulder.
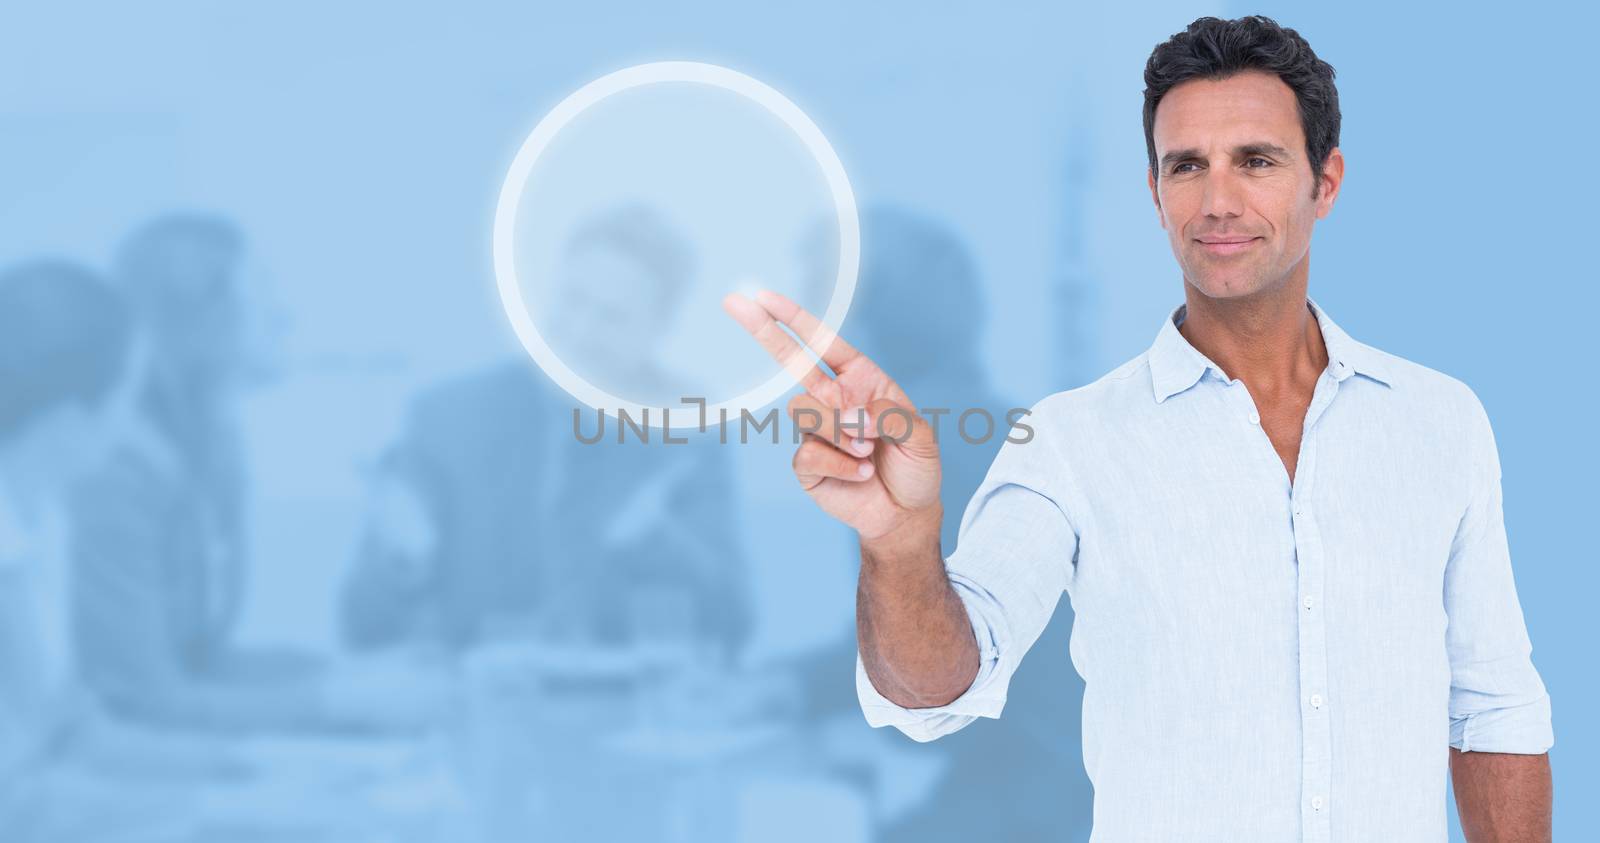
[402,360,556,437]
[412,359,550,412]
[1348,339,1490,420]
[1026,352,1158,419]
[1350,341,1499,463]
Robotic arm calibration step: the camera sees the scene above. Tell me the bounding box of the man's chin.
[1185,280,1253,300]
[1182,266,1275,300]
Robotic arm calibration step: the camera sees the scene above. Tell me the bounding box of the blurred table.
[22,643,879,843]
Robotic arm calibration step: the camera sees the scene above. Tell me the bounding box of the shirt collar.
[1148,294,1395,404]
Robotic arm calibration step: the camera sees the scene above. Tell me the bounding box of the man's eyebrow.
[1236,143,1292,159]
[1158,143,1294,170]
[1158,148,1202,170]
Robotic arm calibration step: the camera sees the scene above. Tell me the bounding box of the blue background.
[1,2,1592,840]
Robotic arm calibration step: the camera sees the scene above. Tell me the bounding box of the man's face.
[548,244,672,381]
[1147,70,1342,299]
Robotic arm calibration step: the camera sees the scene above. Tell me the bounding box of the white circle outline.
[492,61,860,427]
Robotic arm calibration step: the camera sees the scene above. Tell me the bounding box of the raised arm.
[722,290,977,708]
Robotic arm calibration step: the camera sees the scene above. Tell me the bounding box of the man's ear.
[1147,168,1166,229]
[1314,147,1345,219]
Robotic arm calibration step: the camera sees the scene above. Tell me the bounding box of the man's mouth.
[1194,236,1261,256]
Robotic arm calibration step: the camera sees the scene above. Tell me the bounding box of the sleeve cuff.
[854,573,1010,743]
[1450,692,1554,754]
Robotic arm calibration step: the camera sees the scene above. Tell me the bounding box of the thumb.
[865,398,938,459]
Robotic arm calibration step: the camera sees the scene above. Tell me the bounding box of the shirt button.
[1303,595,1314,610]
[1312,795,1325,811]
[1310,693,1324,709]
[1248,412,1261,425]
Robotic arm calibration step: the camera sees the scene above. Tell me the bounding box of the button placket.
[1231,384,1282,495]
[1293,371,1339,843]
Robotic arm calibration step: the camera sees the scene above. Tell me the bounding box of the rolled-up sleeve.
[855,428,1079,742]
[1444,395,1553,754]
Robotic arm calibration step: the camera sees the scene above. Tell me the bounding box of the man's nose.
[1199,169,1245,219]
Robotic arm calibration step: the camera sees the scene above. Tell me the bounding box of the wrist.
[860,503,943,561]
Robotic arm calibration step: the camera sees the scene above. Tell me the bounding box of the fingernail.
[841,406,872,437]
[857,461,874,478]
[852,438,874,455]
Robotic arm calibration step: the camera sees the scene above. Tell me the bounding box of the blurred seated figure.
[341,204,753,664]
[0,260,134,779]
[339,206,767,840]
[0,260,205,838]
[66,214,364,733]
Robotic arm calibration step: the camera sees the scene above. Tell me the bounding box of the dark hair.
[1143,16,1340,195]
[0,260,132,439]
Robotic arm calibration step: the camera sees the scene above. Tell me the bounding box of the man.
[724,15,1552,842]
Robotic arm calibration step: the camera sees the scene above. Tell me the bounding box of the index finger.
[752,289,861,372]
[721,291,835,398]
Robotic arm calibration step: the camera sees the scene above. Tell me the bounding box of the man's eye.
[1172,162,1198,174]
[1245,157,1273,168]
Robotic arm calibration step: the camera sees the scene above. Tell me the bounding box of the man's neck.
[1177,272,1328,396]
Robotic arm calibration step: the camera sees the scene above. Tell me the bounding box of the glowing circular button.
[492,61,860,425]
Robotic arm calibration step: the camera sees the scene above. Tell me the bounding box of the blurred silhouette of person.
[0,255,301,843]
[67,213,339,732]
[341,204,752,664]
[0,260,199,837]
[0,260,134,780]
[790,206,1092,841]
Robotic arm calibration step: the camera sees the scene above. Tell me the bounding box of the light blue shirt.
[856,297,1553,842]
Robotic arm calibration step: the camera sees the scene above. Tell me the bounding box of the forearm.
[856,504,979,708]
[1451,747,1552,842]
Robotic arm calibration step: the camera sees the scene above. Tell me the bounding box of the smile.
[1195,237,1262,256]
